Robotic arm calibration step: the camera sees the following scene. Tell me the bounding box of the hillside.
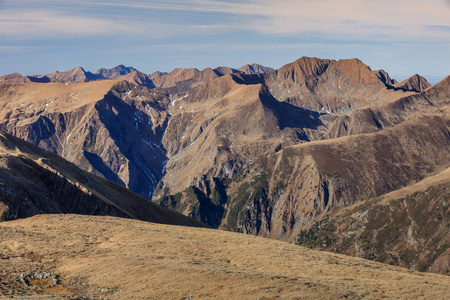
[0,57,448,275]
[0,214,449,299]
[0,130,205,227]
[0,80,171,199]
[295,167,450,274]
[155,59,449,234]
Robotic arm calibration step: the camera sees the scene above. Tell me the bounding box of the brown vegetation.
[1,214,449,299]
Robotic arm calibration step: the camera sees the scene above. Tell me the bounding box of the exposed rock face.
[155,59,449,247]
[0,73,49,84]
[157,74,325,197]
[374,69,397,85]
[238,63,274,74]
[0,130,206,227]
[294,167,450,275]
[263,57,412,114]
[44,66,99,83]
[155,58,440,200]
[394,74,432,92]
[151,65,273,94]
[118,71,155,88]
[150,71,167,78]
[0,80,170,199]
[151,67,235,94]
[95,65,137,79]
[0,57,448,276]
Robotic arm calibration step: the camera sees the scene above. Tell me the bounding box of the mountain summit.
[0,56,448,274]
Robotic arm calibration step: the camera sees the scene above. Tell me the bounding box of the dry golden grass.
[0,80,118,122]
[1,214,449,299]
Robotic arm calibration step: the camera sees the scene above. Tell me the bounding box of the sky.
[1,0,449,84]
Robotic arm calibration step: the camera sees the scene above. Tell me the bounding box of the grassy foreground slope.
[1,214,449,299]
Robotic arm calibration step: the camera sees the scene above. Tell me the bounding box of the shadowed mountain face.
[0,57,448,274]
[0,80,170,199]
[394,74,432,92]
[95,65,138,79]
[153,59,449,275]
[43,66,99,83]
[0,130,206,227]
[238,63,275,74]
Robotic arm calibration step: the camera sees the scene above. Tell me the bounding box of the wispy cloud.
[0,7,235,40]
[65,0,450,41]
[0,45,36,52]
[0,9,142,39]
[2,0,449,42]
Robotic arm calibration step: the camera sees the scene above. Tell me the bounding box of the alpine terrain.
[0,57,448,275]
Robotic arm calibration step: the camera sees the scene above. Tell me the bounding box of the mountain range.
[0,56,448,275]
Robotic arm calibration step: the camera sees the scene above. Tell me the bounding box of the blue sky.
[1,0,449,84]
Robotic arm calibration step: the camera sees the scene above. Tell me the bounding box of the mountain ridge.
[0,129,206,227]
[0,56,448,274]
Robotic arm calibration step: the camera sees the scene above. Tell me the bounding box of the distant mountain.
[151,67,227,94]
[150,71,167,78]
[0,130,206,227]
[151,65,272,94]
[0,72,49,84]
[394,74,431,92]
[0,57,448,274]
[95,64,137,79]
[155,58,449,246]
[119,70,155,88]
[43,66,98,83]
[238,63,274,74]
[374,69,397,85]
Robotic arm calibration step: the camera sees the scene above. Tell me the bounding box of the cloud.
[0,45,36,52]
[0,9,143,39]
[2,0,449,42]
[0,7,236,40]
[60,0,450,42]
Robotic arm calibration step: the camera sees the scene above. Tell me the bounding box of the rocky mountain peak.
[374,69,397,85]
[238,63,274,74]
[394,74,431,92]
[95,65,138,79]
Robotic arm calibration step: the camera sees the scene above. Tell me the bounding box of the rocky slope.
[0,80,170,199]
[238,63,275,74]
[0,57,448,275]
[151,66,240,94]
[118,70,155,88]
[95,65,137,79]
[155,58,446,197]
[294,167,450,274]
[155,60,449,248]
[43,66,98,83]
[1,214,449,299]
[394,74,431,92]
[0,130,205,227]
[0,73,50,84]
